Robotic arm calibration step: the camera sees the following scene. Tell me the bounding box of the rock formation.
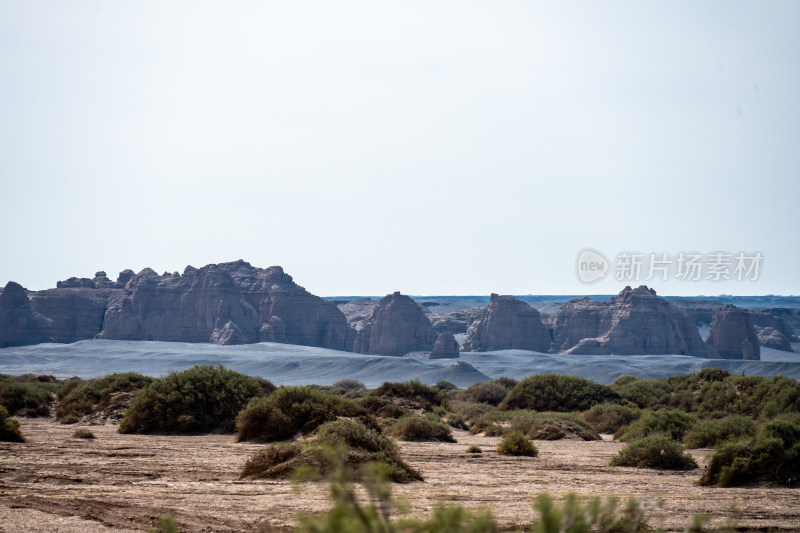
[430,332,460,358]
[756,327,795,352]
[29,286,122,344]
[352,292,435,356]
[462,294,551,352]
[99,261,355,350]
[1,261,355,350]
[0,282,54,347]
[430,311,471,335]
[706,304,761,360]
[336,298,379,331]
[551,286,718,357]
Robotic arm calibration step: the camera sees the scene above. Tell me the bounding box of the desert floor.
[1,418,799,532]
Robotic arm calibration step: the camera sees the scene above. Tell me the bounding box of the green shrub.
[241,418,422,483]
[691,374,800,420]
[497,431,538,457]
[449,401,495,426]
[616,409,697,442]
[582,403,641,434]
[331,379,366,393]
[385,414,456,442]
[457,378,517,406]
[610,433,698,469]
[56,372,154,423]
[72,428,96,439]
[367,380,444,411]
[0,405,24,442]
[683,415,756,448]
[435,380,459,393]
[700,414,800,486]
[610,374,686,410]
[0,375,62,417]
[532,492,648,533]
[445,412,468,430]
[236,385,365,442]
[471,410,599,441]
[500,374,616,412]
[466,445,482,454]
[119,365,268,434]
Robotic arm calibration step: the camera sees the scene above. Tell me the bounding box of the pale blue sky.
[1,1,798,296]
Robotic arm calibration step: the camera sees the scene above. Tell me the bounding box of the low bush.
[683,415,756,448]
[466,445,482,454]
[0,375,62,417]
[610,374,688,410]
[435,380,459,393]
[73,428,96,439]
[385,414,456,442]
[457,377,517,406]
[56,372,154,423]
[236,385,365,442]
[449,401,495,426]
[0,405,24,442]
[497,431,538,457]
[241,418,422,483]
[700,413,800,487]
[532,492,649,533]
[691,374,800,421]
[445,412,468,430]
[616,409,697,442]
[365,380,444,411]
[331,379,366,392]
[499,374,616,412]
[610,433,698,469]
[120,365,269,434]
[471,410,599,441]
[582,403,641,434]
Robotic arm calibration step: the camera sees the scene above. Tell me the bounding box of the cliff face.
[430,332,460,358]
[99,261,355,350]
[462,294,551,352]
[706,304,761,360]
[352,292,435,356]
[0,282,54,347]
[1,261,355,350]
[551,286,718,357]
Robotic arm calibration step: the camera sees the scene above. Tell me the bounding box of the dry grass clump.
[384,414,456,442]
[471,410,599,441]
[72,428,96,439]
[610,433,698,469]
[240,418,422,483]
[497,431,538,457]
[0,405,24,442]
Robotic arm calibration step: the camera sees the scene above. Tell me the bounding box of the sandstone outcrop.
[30,287,122,343]
[2,261,355,350]
[430,332,460,358]
[100,261,355,350]
[352,292,435,356]
[0,282,54,347]
[462,294,551,352]
[756,327,795,352]
[706,304,760,360]
[551,286,717,357]
[752,310,798,343]
[430,311,471,335]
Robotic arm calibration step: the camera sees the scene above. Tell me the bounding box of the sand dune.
[1,339,798,386]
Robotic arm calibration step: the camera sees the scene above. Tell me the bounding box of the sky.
[1,1,798,297]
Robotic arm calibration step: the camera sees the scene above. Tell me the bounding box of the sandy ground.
[1,418,799,532]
